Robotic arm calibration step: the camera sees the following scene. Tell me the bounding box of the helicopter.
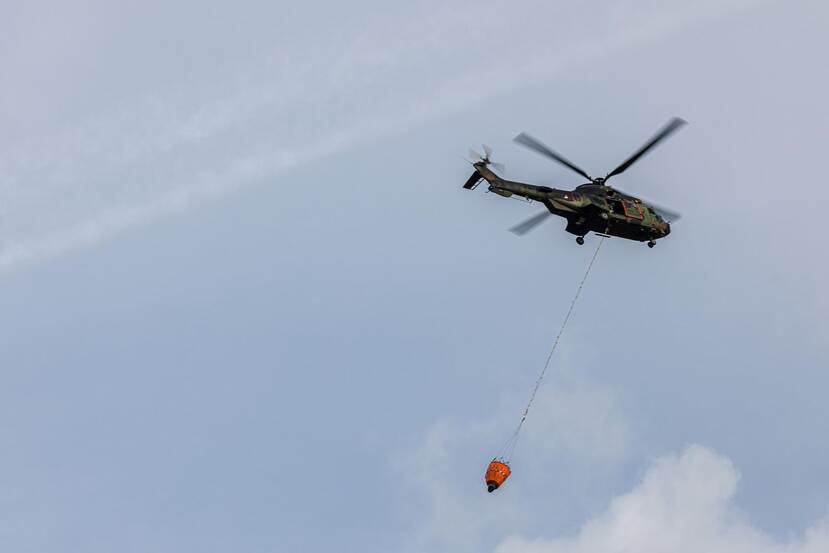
[462,117,686,248]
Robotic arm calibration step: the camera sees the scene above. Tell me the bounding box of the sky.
[1,0,828,552]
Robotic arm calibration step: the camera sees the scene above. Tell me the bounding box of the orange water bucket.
[485,459,511,492]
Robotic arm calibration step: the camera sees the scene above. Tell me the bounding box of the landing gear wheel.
[647,240,656,248]
[576,236,585,245]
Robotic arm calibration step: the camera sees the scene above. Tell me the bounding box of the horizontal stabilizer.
[463,170,482,190]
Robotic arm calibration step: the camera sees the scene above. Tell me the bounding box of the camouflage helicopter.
[462,118,686,248]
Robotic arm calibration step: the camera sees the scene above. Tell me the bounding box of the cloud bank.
[497,445,829,553]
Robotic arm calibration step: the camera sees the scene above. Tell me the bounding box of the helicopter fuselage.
[469,162,670,244]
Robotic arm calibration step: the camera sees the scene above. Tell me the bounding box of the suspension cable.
[497,236,605,462]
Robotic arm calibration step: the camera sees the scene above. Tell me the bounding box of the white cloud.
[394,374,630,552]
[496,445,829,553]
[394,418,526,552]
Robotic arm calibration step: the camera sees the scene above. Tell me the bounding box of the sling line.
[497,236,605,462]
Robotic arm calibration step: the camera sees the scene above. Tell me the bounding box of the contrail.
[0,0,766,274]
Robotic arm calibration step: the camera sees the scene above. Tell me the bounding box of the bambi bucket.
[485,460,511,492]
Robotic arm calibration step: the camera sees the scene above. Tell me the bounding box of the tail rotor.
[468,144,505,173]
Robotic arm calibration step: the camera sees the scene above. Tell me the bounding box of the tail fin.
[464,146,503,190]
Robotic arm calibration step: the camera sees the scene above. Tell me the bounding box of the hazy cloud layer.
[0,0,763,272]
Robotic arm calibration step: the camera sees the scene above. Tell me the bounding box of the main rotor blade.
[514,132,593,181]
[613,185,682,222]
[605,117,687,180]
[509,210,551,236]
[650,203,682,223]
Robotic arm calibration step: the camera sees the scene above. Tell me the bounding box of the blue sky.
[1,1,828,552]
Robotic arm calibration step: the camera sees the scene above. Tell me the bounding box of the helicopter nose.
[664,222,671,236]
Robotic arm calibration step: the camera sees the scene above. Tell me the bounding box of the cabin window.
[610,200,625,215]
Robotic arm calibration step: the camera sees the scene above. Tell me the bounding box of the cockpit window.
[621,200,644,219]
